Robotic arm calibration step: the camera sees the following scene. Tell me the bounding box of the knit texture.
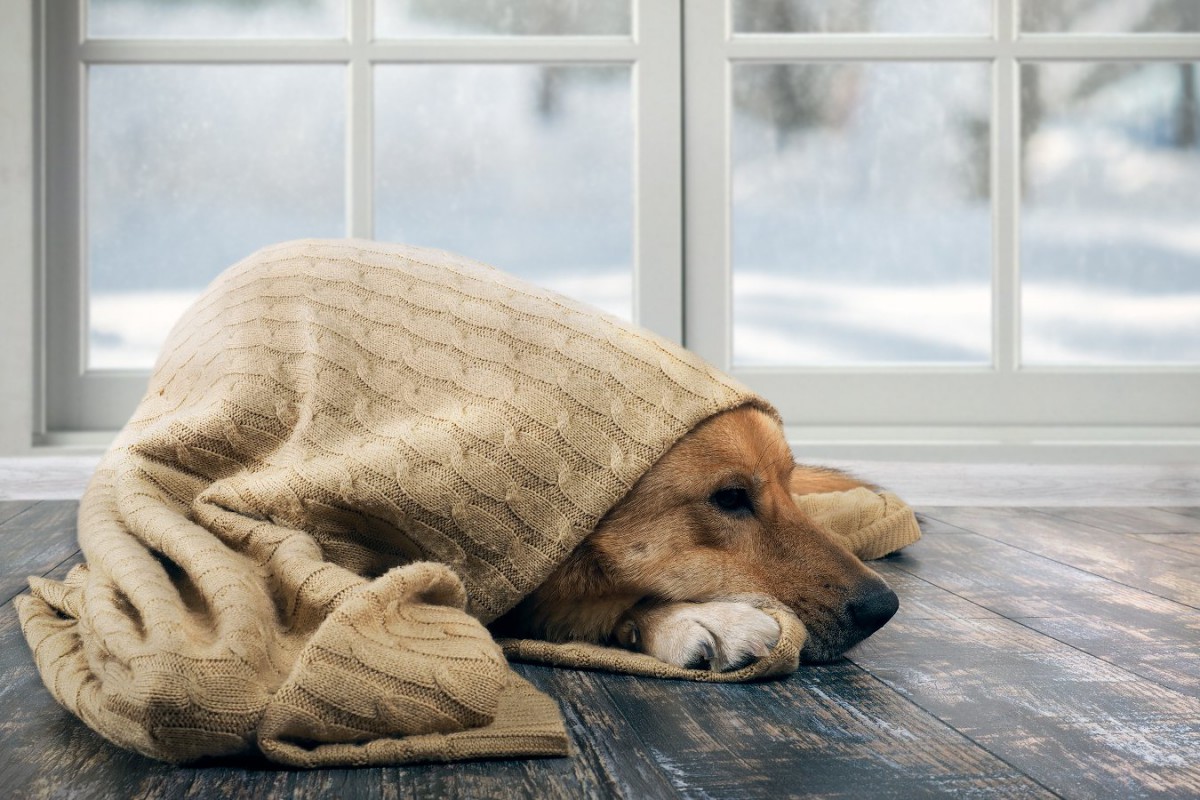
[17,239,920,767]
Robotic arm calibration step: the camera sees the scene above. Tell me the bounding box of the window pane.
[1021,62,1200,365]
[374,65,632,319]
[375,0,630,37]
[732,0,990,34]
[1022,1,1200,34]
[88,66,345,369]
[731,63,991,366]
[87,0,345,38]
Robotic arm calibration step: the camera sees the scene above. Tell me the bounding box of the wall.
[0,1,35,455]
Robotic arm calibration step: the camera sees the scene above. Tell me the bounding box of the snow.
[731,59,1200,367]
[89,292,199,370]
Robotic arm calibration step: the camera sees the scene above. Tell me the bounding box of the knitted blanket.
[17,239,920,767]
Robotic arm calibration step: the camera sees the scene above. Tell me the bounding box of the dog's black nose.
[849,585,899,635]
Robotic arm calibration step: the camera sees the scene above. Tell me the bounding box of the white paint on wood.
[2,455,1197,506]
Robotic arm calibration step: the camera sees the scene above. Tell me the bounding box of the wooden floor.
[2,500,1198,799]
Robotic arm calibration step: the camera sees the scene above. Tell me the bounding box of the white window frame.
[684,0,1200,459]
[39,0,682,432]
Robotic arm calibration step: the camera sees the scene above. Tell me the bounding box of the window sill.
[16,426,1200,505]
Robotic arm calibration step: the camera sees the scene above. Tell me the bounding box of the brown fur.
[494,405,897,666]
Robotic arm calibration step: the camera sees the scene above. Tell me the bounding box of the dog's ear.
[789,464,876,496]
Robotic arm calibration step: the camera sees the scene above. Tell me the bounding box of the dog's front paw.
[619,601,781,672]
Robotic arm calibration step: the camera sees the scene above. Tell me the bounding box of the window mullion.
[682,1,732,364]
[348,0,371,238]
[43,0,86,425]
[631,0,682,343]
[994,0,1019,374]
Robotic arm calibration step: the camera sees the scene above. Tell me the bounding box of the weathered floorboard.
[1039,507,1200,535]
[924,507,1200,608]
[1158,507,1200,521]
[853,608,1200,800]
[0,501,80,604]
[599,663,1054,799]
[1128,533,1200,559]
[880,525,1200,696]
[0,500,37,527]
[854,532,1200,799]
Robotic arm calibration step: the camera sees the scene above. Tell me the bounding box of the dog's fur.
[494,405,899,669]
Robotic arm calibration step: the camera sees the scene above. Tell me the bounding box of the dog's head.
[590,405,898,662]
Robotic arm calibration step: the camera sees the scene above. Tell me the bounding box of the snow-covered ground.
[1020,62,1200,364]
[731,59,1200,366]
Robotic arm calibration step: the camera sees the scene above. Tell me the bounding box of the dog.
[494,404,899,670]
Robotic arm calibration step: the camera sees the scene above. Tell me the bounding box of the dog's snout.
[849,584,899,636]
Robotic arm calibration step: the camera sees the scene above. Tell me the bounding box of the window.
[39,0,1200,453]
[43,0,680,431]
[684,0,1200,447]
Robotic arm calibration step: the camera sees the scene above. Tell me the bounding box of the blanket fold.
[17,239,920,766]
[257,561,569,767]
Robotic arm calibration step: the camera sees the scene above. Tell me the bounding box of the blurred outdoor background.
[83,0,1200,369]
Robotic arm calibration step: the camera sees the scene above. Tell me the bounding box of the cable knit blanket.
[17,240,920,767]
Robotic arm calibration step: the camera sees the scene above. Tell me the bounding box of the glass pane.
[1022,1,1200,34]
[731,63,991,366]
[88,66,345,369]
[88,0,345,38]
[376,0,630,37]
[733,0,990,35]
[374,65,632,319]
[1021,62,1200,365]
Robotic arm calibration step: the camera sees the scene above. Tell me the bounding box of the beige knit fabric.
[17,239,920,768]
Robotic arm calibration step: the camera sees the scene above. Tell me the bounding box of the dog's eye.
[709,487,754,516]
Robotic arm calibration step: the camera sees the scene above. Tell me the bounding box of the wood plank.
[850,558,1200,800]
[913,510,975,535]
[880,529,1200,697]
[0,500,36,527]
[1130,533,1200,559]
[925,507,1200,609]
[0,501,80,605]
[1037,507,1200,535]
[597,660,1053,798]
[512,665,684,799]
[870,558,1001,622]
[1159,507,1200,521]
[854,551,1200,800]
[1039,507,1200,564]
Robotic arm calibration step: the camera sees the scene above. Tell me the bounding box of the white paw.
[625,601,781,672]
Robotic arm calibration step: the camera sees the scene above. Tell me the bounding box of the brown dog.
[494,405,899,669]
